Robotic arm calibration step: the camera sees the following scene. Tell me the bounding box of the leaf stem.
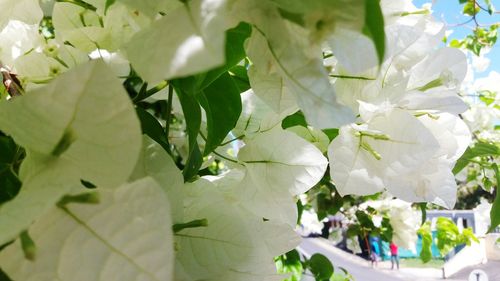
[329,74,376,80]
[220,134,245,146]
[212,150,239,164]
[164,85,174,152]
[199,131,240,164]
[55,0,97,11]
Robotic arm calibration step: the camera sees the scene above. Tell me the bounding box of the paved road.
[299,238,466,281]
[451,260,500,281]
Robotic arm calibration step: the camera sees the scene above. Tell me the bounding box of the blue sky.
[414,0,500,79]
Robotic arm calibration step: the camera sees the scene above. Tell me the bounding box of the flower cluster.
[328,1,471,208]
[0,0,477,280]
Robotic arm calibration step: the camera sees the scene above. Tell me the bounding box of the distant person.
[370,239,379,267]
[390,241,399,270]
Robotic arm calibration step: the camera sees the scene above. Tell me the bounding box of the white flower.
[89,49,130,78]
[346,237,362,254]
[474,199,492,236]
[0,20,42,66]
[388,199,419,250]
[299,209,324,236]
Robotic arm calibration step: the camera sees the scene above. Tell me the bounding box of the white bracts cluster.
[0,0,481,280]
[328,1,472,208]
[360,199,420,250]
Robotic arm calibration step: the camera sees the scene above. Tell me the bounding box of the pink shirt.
[390,243,398,255]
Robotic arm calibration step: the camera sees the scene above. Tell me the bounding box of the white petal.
[0,177,174,281]
[124,0,227,83]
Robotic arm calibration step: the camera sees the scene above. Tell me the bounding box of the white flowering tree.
[0,0,498,280]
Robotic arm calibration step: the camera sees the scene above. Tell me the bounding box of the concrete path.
[299,238,466,281]
[451,260,500,280]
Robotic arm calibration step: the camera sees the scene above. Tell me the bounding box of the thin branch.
[447,17,475,27]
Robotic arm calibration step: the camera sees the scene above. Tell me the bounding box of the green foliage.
[199,73,242,155]
[453,141,500,174]
[322,129,340,142]
[135,107,171,153]
[0,268,12,281]
[308,253,334,281]
[478,90,497,106]
[0,0,493,280]
[276,251,354,281]
[462,1,480,16]
[173,87,203,181]
[417,222,433,263]
[0,135,23,204]
[316,188,343,221]
[418,218,479,263]
[229,64,251,92]
[450,24,498,56]
[489,163,500,232]
[282,111,308,129]
[275,249,303,281]
[362,0,385,65]
[197,23,252,89]
[435,217,479,256]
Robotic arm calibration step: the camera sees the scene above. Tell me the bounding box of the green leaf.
[277,8,304,26]
[484,0,494,14]
[276,249,303,281]
[323,128,339,141]
[0,177,175,281]
[0,135,22,204]
[453,142,500,174]
[328,191,344,216]
[196,22,252,90]
[462,228,479,244]
[419,203,427,226]
[362,0,385,65]
[380,217,393,242]
[282,111,307,129]
[418,222,433,263]
[355,210,375,229]
[308,253,334,281]
[489,163,500,232]
[173,83,203,181]
[463,1,480,16]
[0,135,18,164]
[478,90,496,105]
[436,217,460,255]
[0,167,21,204]
[168,23,251,99]
[229,65,251,93]
[198,73,242,155]
[104,0,116,14]
[135,107,170,153]
[0,268,12,281]
[449,39,463,48]
[296,200,304,225]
